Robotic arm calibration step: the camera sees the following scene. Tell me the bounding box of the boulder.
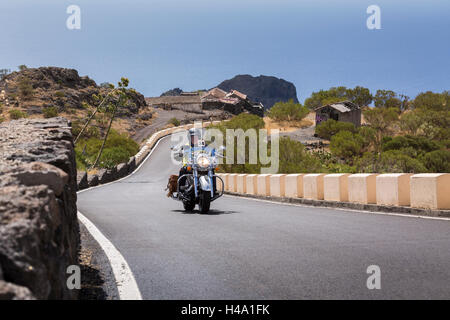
[87,174,99,187]
[0,280,36,300]
[127,156,136,174]
[116,163,128,179]
[77,171,88,190]
[98,167,117,184]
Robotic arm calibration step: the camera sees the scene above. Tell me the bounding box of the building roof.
[207,87,227,99]
[180,92,200,96]
[226,90,247,100]
[252,102,264,109]
[146,95,201,105]
[219,97,240,105]
[315,101,360,113]
[329,103,351,113]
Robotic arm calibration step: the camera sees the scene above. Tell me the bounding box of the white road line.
[76,135,169,300]
[77,211,142,300]
[224,195,450,221]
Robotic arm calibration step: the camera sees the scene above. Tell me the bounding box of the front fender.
[198,175,212,191]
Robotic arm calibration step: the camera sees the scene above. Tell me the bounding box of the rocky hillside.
[0,67,151,137]
[160,87,183,97]
[217,75,299,109]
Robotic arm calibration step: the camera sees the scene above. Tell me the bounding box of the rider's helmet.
[188,128,203,147]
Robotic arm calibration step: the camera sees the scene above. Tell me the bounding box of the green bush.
[9,109,28,120]
[99,147,131,169]
[54,91,65,98]
[330,131,364,160]
[266,100,309,122]
[168,117,180,127]
[71,120,82,137]
[356,150,426,173]
[378,151,427,173]
[315,119,357,140]
[412,91,449,112]
[71,120,101,139]
[18,77,34,100]
[324,162,357,174]
[43,106,59,118]
[382,135,441,156]
[75,129,139,170]
[277,137,323,173]
[409,108,450,141]
[218,113,265,131]
[304,86,372,109]
[357,126,377,150]
[422,150,450,172]
[373,90,402,109]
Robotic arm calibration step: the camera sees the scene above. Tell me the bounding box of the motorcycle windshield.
[183,146,215,164]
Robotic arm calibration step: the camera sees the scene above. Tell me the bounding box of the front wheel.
[183,200,195,211]
[199,191,211,214]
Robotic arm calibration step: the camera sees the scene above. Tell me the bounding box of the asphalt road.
[78,136,450,299]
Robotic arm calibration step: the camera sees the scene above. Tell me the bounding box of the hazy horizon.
[1,0,449,102]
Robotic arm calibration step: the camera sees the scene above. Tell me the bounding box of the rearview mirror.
[216,146,226,158]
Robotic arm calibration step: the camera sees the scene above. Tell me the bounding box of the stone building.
[314,101,361,127]
[146,88,264,117]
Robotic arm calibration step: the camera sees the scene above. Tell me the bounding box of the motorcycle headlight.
[197,155,211,168]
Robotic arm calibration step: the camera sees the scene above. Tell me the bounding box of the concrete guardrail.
[216,172,450,214]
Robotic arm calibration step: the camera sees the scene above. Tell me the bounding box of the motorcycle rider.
[178,128,217,194]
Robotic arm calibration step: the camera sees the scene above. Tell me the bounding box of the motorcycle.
[171,143,225,214]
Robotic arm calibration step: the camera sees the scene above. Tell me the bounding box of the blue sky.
[1,0,449,102]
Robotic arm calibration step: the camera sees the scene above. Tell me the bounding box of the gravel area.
[79,222,119,300]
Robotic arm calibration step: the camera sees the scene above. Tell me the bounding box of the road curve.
[78,136,450,299]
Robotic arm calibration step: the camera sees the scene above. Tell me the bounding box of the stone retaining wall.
[0,118,80,299]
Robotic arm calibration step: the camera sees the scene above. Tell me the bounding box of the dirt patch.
[263,113,327,146]
[264,116,313,134]
[79,246,107,300]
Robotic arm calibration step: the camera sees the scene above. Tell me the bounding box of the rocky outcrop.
[77,171,88,191]
[0,67,147,116]
[87,174,99,188]
[127,157,136,174]
[0,279,35,300]
[217,74,299,109]
[160,88,183,97]
[0,117,80,300]
[77,161,132,191]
